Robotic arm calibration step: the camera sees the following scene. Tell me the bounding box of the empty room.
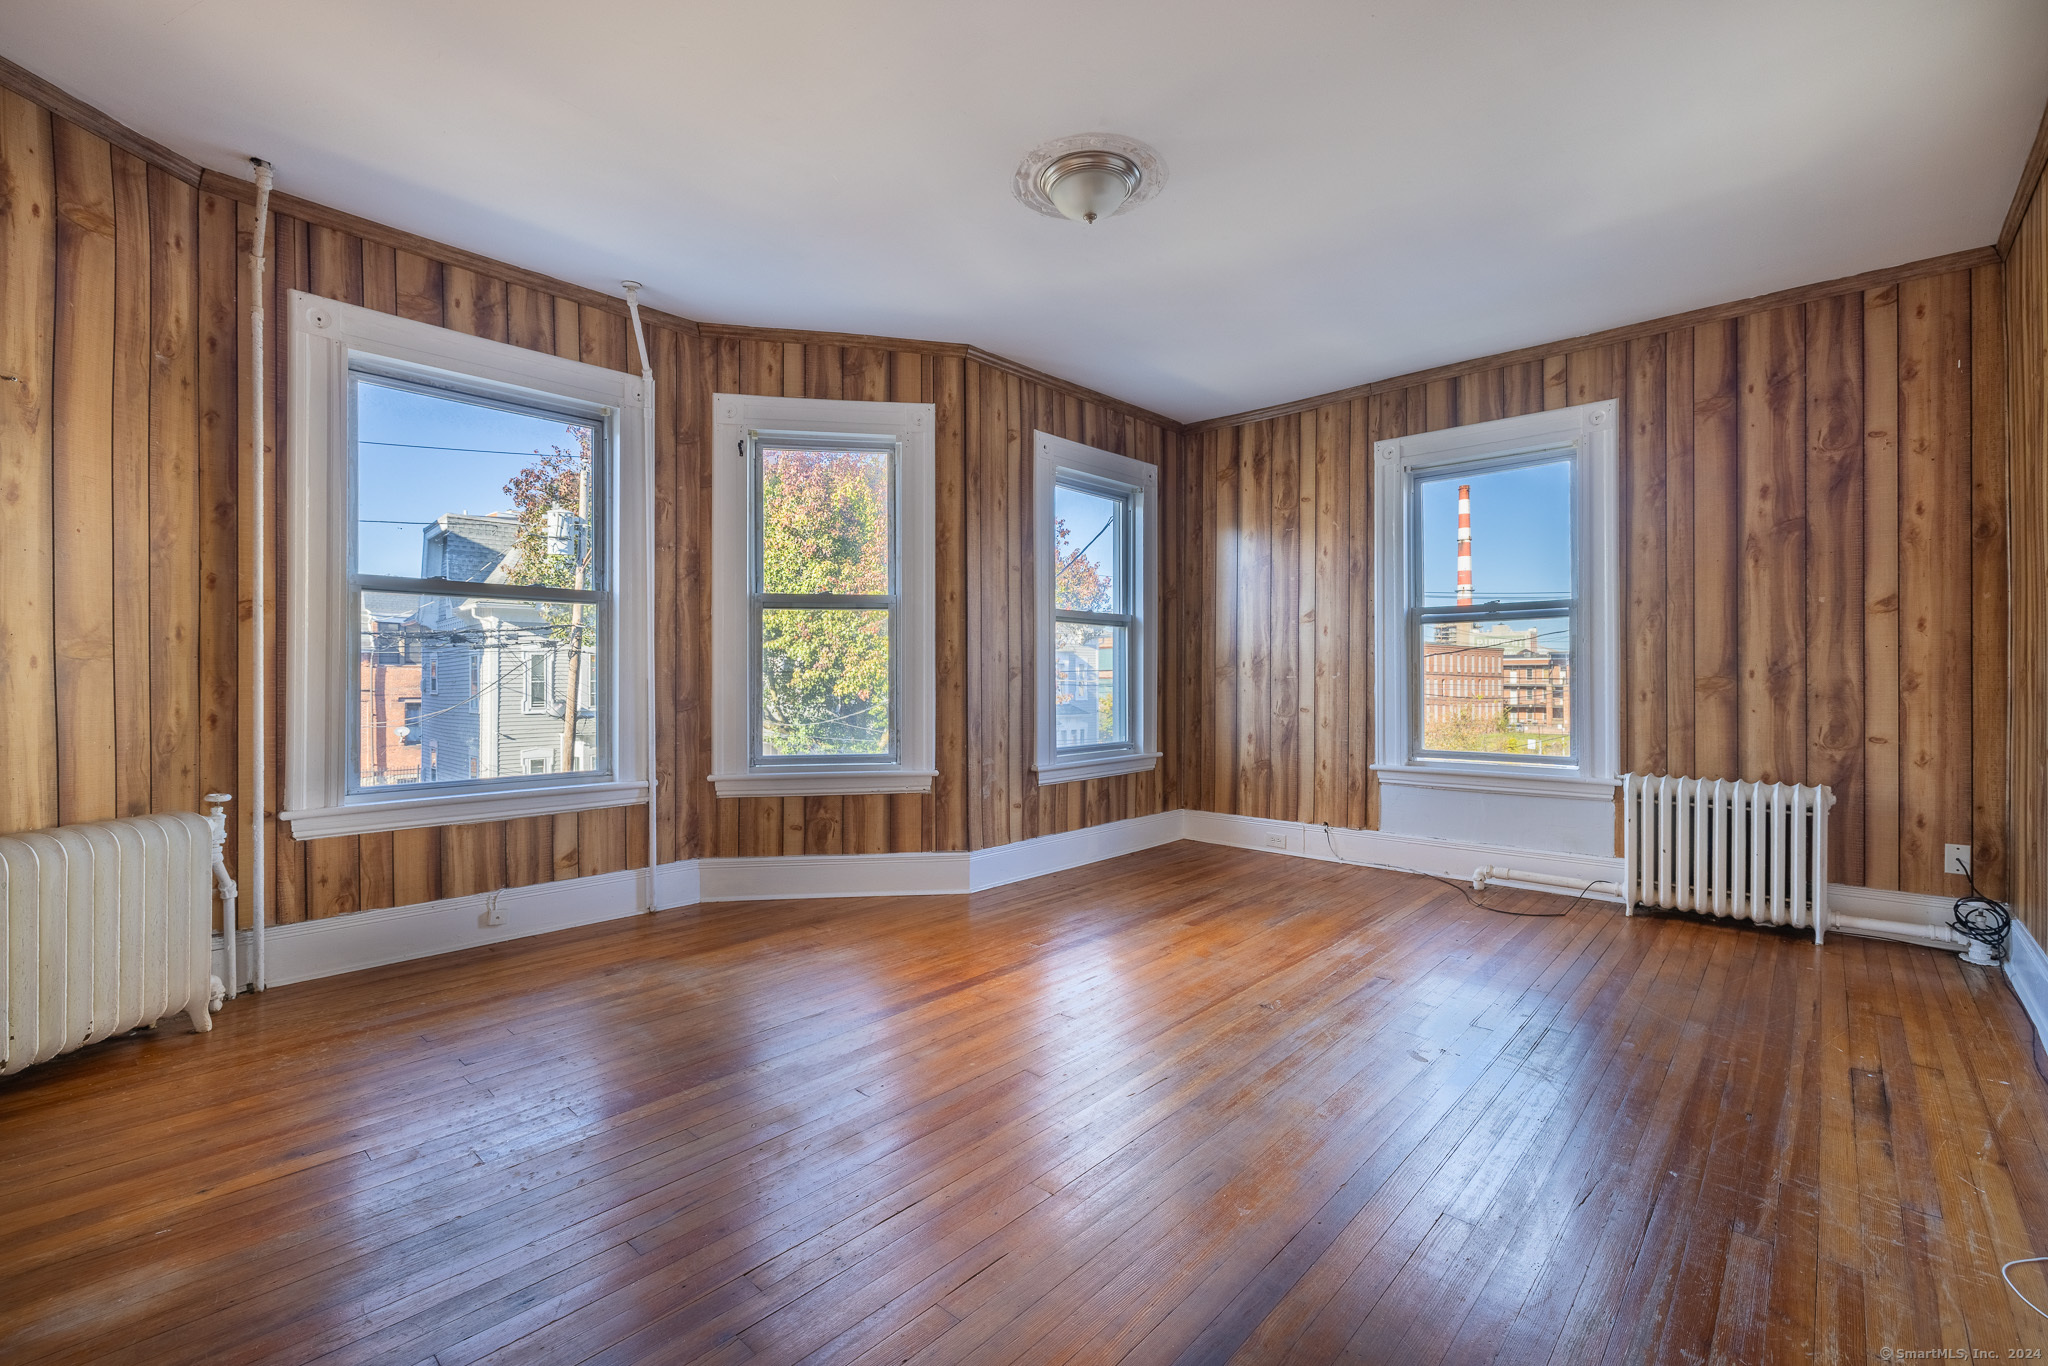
[6,2,2048,1361]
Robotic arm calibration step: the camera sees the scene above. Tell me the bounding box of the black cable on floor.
[1321,823,1578,917]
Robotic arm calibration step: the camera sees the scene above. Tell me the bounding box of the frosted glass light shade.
[1039,150,1142,225]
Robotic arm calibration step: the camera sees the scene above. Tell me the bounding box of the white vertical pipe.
[247,160,273,991]
[621,283,659,913]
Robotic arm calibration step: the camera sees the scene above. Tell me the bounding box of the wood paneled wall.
[0,79,1174,927]
[0,64,2020,929]
[2010,176,2048,942]
[698,335,1175,857]
[1177,261,2010,901]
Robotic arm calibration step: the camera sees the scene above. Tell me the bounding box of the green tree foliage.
[501,427,594,644]
[757,449,891,755]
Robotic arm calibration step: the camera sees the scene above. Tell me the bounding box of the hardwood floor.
[4,842,2048,1364]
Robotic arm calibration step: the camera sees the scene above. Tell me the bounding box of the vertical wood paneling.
[1664,328,1697,780]
[1971,263,2009,900]
[0,91,59,836]
[1692,320,1741,780]
[51,120,118,825]
[0,69,2010,923]
[1804,294,1867,886]
[1184,268,1998,898]
[1624,334,1669,776]
[148,169,200,820]
[1898,274,1974,893]
[1863,286,1904,892]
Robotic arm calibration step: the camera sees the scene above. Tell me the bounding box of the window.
[520,749,552,776]
[710,393,935,797]
[283,291,652,838]
[401,699,421,743]
[1032,432,1159,783]
[1372,402,1619,839]
[524,651,552,713]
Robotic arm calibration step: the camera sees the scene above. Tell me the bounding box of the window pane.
[1054,620,1128,750]
[354,377,597,589]
[759,607,892,757]
[758,446,892,596]
[357,592,604,789]
[1053,483,1124,614]
[1417,457,1570,609]
[1416,616,1571,757]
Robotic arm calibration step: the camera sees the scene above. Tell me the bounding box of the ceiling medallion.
[1014,134,1167,225]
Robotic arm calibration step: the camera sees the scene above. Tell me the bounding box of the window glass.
[1411,454,1574,762]
[757,447,891,596]
[752,441,897,762]
[1051,477,1134,757]
[1416,459,1570,609]
[1054,620,1127,748]
[1053,484,1124,614]
[349,375,605,793]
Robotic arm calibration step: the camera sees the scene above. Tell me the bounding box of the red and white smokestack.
[1456,483,1474,607]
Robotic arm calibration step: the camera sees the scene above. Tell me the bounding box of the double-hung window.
[1033,432,1159,783]
[1372,401,1619,852]
[710,394,935,796]
[283,291,651,837]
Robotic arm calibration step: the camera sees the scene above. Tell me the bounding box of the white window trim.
[1032,432,1160,785]
[281,290,652,839]
[710,393,937,798]
[1372,400,1619,800]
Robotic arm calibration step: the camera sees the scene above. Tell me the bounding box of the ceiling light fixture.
[1014,134,1166,225]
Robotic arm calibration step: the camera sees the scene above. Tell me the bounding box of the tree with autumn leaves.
[756,448,893,754]
[502,428,594,771]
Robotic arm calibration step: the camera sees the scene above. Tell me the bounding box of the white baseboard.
[1183,810,1623,898]
[212,806,1978,991]
[967,811,1185,892]
[213,865,687,989]
[2006,921,2048,1041]
[698,850,967,901]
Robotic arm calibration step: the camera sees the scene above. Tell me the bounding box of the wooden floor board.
[3,843,2048,1364]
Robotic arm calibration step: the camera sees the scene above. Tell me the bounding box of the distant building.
[1420,642,1505,730]
[1503,648,1570,735]
[1054,630,1120,748]
[357,512,598,788]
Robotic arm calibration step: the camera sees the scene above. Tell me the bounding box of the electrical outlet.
[480,894,505,928]
[1265,833,1290,850]
[1945,844,1972,878]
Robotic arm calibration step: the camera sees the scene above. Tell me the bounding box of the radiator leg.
[187,1000,214,1034]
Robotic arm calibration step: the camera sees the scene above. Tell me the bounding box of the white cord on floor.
[2004,1256,2048,1320]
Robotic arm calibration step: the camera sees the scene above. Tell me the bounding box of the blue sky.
[1418,457,1572,606]
[1054,483,1121,607]
[354,380,590,578]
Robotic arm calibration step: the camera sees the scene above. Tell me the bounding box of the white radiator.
[2,799,235,1075]
[1621,775,1834,943]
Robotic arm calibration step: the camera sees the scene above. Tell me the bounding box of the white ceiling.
[10,1,2047,422]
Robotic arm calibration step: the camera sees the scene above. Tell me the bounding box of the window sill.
[282,780,650,838]
[1372,763,1617,802]
[1034,751,1160,785]
[711,768,936,799]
